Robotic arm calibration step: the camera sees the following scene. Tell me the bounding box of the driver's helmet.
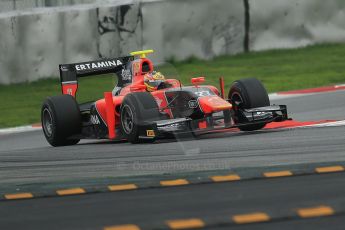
[144,71,165,92]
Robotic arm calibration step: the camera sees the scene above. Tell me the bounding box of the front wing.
[138,105,288,139]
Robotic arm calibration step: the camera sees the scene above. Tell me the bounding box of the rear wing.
[59,56,134,97]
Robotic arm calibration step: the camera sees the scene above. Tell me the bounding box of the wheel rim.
[231,92,243,107]
[43,108,53,137]
[121,105,134,134]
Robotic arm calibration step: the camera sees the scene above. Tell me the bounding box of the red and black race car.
[41,50,288,146]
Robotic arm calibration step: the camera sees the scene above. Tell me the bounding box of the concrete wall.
[250,0,345,50]
[0,1,141,84]
[0,7,100,83]
[0,0,96,12]
[141,0,244,62]
[0,0,345,84]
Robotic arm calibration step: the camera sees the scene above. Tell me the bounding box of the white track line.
[269,93,311,100]
[270,84,345,100]
[305,120,345,128]
[0,125,42,134]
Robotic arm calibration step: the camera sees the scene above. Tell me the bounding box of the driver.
[144,71,166,92]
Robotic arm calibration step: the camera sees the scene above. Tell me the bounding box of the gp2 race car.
[41,50,288,146]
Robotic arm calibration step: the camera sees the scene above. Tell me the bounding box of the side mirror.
[191,77,205,86]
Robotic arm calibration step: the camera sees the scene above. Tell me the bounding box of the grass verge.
[1,43,345,128]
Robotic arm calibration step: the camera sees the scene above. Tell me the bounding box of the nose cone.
[198,96,232,114]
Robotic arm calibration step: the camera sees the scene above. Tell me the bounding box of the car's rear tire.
[120,92,160,143]
[229,78,270,131]
[41,95,81,146]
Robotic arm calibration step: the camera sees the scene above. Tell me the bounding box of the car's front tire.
[229,78,270,131]
[120,92,160,143]
[41,95,81,146]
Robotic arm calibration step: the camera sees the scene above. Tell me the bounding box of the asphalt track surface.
[0,90,345,229]
[1,173,345,230]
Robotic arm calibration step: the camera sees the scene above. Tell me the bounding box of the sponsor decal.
[75,60,123,71]
[91,115,101,125]
[146,130,155,137]
[188,100,198,109]
[121,69,132,81]
[194,90,213,97]
[60,66,69,71]
[133,61,140,75]
[158,122,186,132]
[67,88,73,95]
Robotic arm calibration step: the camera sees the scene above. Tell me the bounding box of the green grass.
[1,43,345,128]
[172,43,345,92]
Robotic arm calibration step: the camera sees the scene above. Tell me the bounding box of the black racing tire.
[41,95,81,147]
[120,92,160,144]
[229,78,270,131]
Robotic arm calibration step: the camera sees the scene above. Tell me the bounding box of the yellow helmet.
[144,71,165,92]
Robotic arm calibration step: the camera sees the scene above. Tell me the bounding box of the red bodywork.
[62,56,232,139]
